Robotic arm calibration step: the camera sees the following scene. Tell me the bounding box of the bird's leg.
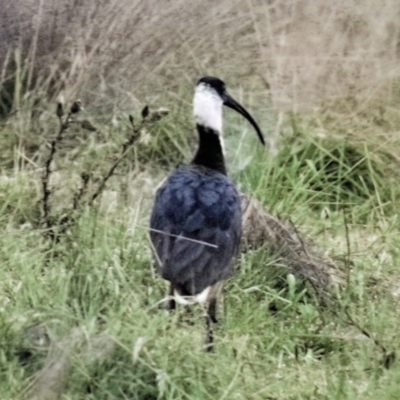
[205,315,214,352]
[205,296,218,352]
[168,283,176,311]
[208,297,218,323]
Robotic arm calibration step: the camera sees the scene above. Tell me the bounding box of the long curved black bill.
[223,94,265,145]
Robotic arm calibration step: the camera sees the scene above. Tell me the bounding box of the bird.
[149,76,265,349]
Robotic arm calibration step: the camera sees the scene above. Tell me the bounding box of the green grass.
[2,2,400,397]
[1,104,400,400]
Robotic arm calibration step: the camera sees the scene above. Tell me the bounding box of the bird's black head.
[195,76,265,145]
[196,76,226,98]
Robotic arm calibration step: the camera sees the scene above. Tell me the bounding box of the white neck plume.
[193,83,223,134]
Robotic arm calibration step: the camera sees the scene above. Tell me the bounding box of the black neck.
[191,125,226,175]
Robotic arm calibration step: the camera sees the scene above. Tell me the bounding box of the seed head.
[141,105,149,119]
[56,102,64,119]
[70,100,82,114]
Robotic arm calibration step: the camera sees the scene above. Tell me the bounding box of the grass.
[2,1,400,398]
[239,126,396,221]
[1,102,400,399]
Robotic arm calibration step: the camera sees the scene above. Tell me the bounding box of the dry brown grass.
[240,192,344,297]
[2,0,400,112]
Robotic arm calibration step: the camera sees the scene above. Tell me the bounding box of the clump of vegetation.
[1,1,400,398]
[39,100,169,241]
[240,113,398,223]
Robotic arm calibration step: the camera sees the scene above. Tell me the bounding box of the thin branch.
[343,308,395,368]
[41,106,71,230]
[72,172,91,210]
[88,116,144,206]
[146,226,219,249]
[41,100,81,238]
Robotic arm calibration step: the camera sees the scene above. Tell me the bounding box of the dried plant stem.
[88,119,143,206]
[41,112,71,231]
[339,308,395,369]
[72,173,90,210]
[40,104,158,243]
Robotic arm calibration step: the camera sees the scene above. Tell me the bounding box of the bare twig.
[88,111,146,206]
[342,308,396,369]
[41,101,81,239]
[40,103,167,243]
[72,172,91,210]
[146,226,219,249]
[41,104,71,231]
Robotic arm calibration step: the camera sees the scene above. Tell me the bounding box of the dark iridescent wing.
[150,166,241,295]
